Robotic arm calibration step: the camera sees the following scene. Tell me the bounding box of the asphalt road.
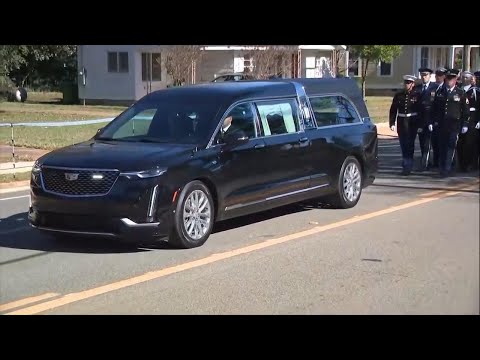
[0,135,478,315]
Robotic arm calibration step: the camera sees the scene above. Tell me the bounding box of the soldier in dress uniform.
[435,67,447,86]
[430,69,470,177]
[429,67,448,168]
[456,71,479,171]
[414,67,439,170]
[389,75,422,175]
[471,71,480,170]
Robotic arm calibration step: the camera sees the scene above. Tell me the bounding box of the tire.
[169,180,215,249]
[325,156,363,209]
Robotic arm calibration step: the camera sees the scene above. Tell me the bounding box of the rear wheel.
[325,156,363,209]
[169,180,215,249]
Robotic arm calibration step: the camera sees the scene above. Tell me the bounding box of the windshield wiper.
[96,137,115,141]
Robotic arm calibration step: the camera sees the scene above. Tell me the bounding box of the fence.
[0,118,115,179]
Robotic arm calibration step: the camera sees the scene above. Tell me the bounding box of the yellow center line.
[4,180,479,315]
[0,293,60,312]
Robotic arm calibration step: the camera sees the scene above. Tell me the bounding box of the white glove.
[417,128,423,133]
[390,125,395,131]
[461,126,468,134]
[428,124,433,132]
[476,122,480,130]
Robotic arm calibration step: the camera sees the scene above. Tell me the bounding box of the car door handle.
[299,137,309,143]
[254,143,265,149]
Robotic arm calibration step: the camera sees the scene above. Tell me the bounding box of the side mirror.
[93,127,104,140]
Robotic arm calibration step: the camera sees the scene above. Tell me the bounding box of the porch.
[413,45,480,74]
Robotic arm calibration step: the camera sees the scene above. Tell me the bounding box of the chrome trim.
[225,183,329,211]
[41,165,120,172]
[206,94,300,149]
[147,185,159,218]
[469,107,476,111]
[315,123,364,130]
[39,166,120,198]
[120,218,160,227]
[31,224,117,237]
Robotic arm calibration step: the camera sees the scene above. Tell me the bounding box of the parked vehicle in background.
[29,78,378,248]
[211,73,255,82]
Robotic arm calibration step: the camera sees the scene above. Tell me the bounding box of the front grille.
[41,167,119,196]
[40,212,117,233]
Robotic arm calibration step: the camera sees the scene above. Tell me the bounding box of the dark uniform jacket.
[389,88,422,128]
[431,86,470,133]
[414,82,438,128]
[464,85,479,127]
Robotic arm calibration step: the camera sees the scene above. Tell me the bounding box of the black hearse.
[29,78,378,248]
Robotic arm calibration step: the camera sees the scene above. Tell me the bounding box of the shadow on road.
[0,212,149,255]
[0,202,331,254]
[212,200,336,234]
[374,137,479,191]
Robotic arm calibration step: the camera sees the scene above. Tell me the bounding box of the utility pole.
[463,45,471,71]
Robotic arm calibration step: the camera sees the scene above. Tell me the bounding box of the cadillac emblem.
[65,173,79,181]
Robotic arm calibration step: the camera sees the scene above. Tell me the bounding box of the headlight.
[31,161,42,186]
[120,168,167,179]
[32,161,41,174]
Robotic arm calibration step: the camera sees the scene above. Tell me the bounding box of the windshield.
[97,95,222,146]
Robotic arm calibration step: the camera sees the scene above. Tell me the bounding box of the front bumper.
[28,208,173,242]
[29,170,177,243]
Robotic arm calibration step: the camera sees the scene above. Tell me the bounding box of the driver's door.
[212,102,271,215]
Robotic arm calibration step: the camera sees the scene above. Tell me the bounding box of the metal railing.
[0,118,114,179]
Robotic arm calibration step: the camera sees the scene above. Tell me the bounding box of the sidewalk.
[0,161,35,175]
[376,122,397,139]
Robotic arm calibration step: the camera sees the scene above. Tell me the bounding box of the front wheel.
[325,156,363,209]
[169,180,215,249]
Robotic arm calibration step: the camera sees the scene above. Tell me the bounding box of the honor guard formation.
[389,67,479,177]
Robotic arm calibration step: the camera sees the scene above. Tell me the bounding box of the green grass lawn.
[0,92,392,150]
[0,171,31,183]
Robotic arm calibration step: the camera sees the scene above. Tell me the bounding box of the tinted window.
[255,99,300,136]
[98,96,221,145]
[309,96,361,127]
[214,103,257,144]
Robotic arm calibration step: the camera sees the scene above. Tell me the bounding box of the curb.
[0,180,30,194]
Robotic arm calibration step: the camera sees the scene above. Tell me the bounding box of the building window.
[471,47,480,71]
[243,54,254,73]
[108,51,129,73]
[142,53,162,81]
[378,60,392,76]
[420,47,429,68]
[454,47,463,69]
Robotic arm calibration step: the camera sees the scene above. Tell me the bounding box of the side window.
[214,102,257,144]
[309,96,338,127]
[309,96,361,127]
[255,98,300,136]
[113,109,156,139]
[337,96,361,124]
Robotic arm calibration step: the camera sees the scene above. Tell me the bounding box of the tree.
[0,45,76,87]
[348,45,403,99]
[163,45,203,86]
[244,45,297,79]
[331,48,348,77]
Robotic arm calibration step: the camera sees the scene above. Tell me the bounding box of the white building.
[76,45,347,105]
